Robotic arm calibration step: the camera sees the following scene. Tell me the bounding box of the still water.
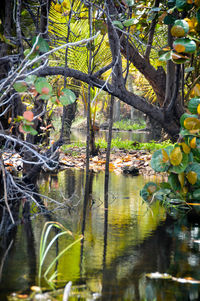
[0,169,200,300]
[71,129,154,143]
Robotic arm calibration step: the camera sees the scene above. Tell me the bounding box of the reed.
[38,221,83,288]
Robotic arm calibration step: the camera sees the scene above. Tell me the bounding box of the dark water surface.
[0,169,200,300]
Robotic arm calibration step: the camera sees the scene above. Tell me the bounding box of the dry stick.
[0,239,14,281]
[86,2,93,174]
[0,153,15,224]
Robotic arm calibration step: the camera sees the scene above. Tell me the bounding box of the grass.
[61,138,173,153]
[38,221,83,289]
[113,119,146,131]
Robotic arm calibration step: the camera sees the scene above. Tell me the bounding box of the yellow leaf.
[178,172,185,188]
[170,147,183,166]
[109,163,115,171]
[182,186,188,194]
[190,137,196,148]
[174,44,186,53]
[197,103,200,115]
[184,117,200,130]
[191,83,200,97]
[181,142,191,154]
[162,149,169,163]
[186,171,197,185]
[54,3,62,13]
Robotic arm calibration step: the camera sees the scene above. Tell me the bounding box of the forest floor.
[60,146,165,179]
[3,146,165,180]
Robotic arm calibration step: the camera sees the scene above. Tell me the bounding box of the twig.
[0,152,15,224]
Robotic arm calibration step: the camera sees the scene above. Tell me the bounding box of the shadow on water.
[0,169,199,300]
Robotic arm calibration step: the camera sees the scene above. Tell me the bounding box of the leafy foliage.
[14,74,76,136]
[140,97,200,206]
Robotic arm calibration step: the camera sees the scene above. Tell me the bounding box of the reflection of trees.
[80,171,94,276]
[100,213,200,301]
[99,215,173,300]
[0,214,36,300]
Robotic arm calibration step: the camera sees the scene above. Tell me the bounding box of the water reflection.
[71,129,154,144]
[0,169,199,300]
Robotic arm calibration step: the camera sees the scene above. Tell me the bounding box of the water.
[0,169,200,300]
[71,129,154,144]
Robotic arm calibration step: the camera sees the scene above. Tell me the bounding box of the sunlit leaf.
[190,84,200,97]
[181,142,191,154]
[170,147,183,166]
[186,171,197,184]
[190,137,196,148]
[197,103,200,115]
[185,162,200,184]
[184,117,200,130]
[162,149,169,162]
[169,151,188,173]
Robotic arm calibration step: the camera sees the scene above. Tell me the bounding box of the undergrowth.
[113,119,146,131]
[61,138,173,153]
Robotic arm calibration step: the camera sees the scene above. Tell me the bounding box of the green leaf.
[25,75,37,85]
[188,98,200,114]
[35,77,52,96]
[169,152,188,173]
[186,171,197,185]
[22,125,38,136]
[168,173,181,191]
[164,15,176,25]
[159,51,172,61]
[170,146,183,166]
[32,36,50,53]
[140,182,158,201]
[192,188,200,199]
[196,8,200,24]
[59,88,76,106]
[185,162,200,185]
[14,81,28,92]
[185,67,194,73]
[123,18,137,27]
[112,20,124,30]
[126,0,134,6]
[151,149,170,172]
